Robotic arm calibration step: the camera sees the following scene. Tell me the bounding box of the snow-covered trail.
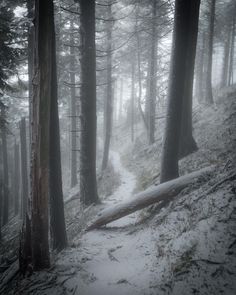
[59,150,157,295]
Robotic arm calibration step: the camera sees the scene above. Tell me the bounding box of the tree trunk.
[14,141,20,216]
[131,60,135,142]
[20,118,29,219]
[70,20,78,188]
[221,29,231,88]
[119,78,123,120]
[195,32,206,104]
[1,107,9,225]
[30,0,55,270]
[102,2,113,171]
[27,0,34,146]
[0,180,2,240]
[86,166,214,231]
[205,0,216,104]
[136,14,148,130]
[179,0,200,159]
[49,3,67,251]
[79,0,99,205]
[148,0,158,145]
[160,0,201,183]
[228,9,236,86]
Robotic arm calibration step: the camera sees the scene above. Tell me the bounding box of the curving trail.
[59,150,156,295]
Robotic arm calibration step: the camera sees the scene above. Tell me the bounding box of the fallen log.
[86,166,215,231]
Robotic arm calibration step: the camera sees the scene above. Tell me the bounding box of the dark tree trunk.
[27,0,34,144]
[70,20,78,187]
[148,0,158,145]
[30,0,55,270]
[79,0,99,205]
[102,2,113,171]
[205,0,216,104]
[14,141,20,216]
[20,118,29,219]
[160,0,201,183]
[0,181,2,240]
[49,4,67,251]
[178,0,200,159]
[1,107,9,225]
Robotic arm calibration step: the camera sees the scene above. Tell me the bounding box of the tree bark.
[49,3,67,251]
[160,0,201,183]
[86,166,214,231]
[14,141,20,216]
[195,32,206,104]
[102,1,113,171]
[20,118,29,219]
[79,0,99,205]
[205,0,216,104]
[70,20,78,187]
[221,28,231,88]
[30,0,54,270]
[179,0,200,159]
[1,106,9,225]
[228,8,236,86]
[148,0,158,145]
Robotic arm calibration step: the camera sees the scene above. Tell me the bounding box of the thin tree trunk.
[70,20,78,187]
[131,60,135,142]
[160,0,201,183]
[195,32,206,104]
[20,118,29,219]
[228,9,235,86]
[119,78,123,120]
[49,2,67,251]
[102,2,113,171]
[205,0,216,104]
[0,180,2,240]
[148,0,158,145]
[79,0,99,205]
[14,141,20,216]
[136,15,148,130]
[221,29,231,88]
[1,107,9,225]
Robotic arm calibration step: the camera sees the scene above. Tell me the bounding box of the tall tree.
[14,140,20,215]
[1,106,9,225]
[30,0,55,270]
[49,2,67,251]
[148,0,158,145]
[79,0,99,205]
[205,0,216,104]
[160,0,201,183]
[102,1,113,171]
[20,118,29,219]
[69,20,78,187]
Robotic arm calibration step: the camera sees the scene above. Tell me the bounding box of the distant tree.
[160,0,201,183]
[204,0,216,104]
[102,0,113,171]
[13,140,20,215]
[1,105,9,225]
[79,0,99,205]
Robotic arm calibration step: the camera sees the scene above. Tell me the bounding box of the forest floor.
[1,86,236,294]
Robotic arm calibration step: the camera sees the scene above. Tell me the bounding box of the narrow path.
[59,150,156,295]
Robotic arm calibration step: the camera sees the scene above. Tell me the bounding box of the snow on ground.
[1,87,236,295]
